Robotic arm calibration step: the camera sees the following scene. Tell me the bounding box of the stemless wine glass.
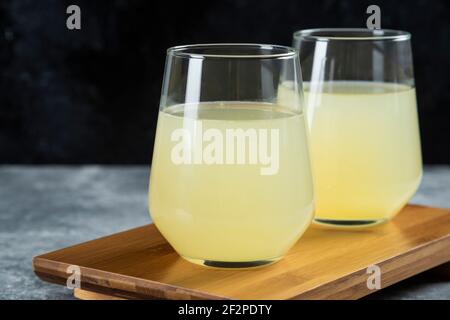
[293,29,422,227]
[149,44,314,268]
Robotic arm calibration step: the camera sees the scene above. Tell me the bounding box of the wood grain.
[74,288,125,300]
[33,205,450,300]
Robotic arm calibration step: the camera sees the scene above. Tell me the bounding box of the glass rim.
[167,43,298,59]
[293,28,411,42]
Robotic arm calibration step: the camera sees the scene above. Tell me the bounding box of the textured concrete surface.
[0,165,449,300]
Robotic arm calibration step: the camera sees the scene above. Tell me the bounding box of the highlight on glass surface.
[149,44,314,268]
[292,29,422,227]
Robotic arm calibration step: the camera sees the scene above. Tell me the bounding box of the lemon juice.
[303,81,422,225]
[149,102,314,266]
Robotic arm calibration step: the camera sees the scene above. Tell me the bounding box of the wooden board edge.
[74,288,126,300]
[291,234,450,299]
[32,256,231,300]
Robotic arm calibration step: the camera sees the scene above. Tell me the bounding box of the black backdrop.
[0,0,449,164]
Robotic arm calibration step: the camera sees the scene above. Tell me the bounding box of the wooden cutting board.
[33,204,450,300]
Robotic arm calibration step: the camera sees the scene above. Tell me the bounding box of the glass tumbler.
[293,29,422,227]
[149,44,314,268]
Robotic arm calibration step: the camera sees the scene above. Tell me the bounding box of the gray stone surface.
[0,165,449,300]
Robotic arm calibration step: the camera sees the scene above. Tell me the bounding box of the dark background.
[0,0,449,164]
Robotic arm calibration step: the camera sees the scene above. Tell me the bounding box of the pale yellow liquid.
[303,81,422,223]
[149,103,314,264]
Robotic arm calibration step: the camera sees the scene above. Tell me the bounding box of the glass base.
[182,256,282,269]
[313,217,388,228]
